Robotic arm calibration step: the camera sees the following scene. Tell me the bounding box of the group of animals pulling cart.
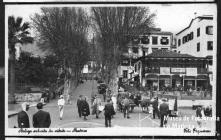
[117,89,178,116]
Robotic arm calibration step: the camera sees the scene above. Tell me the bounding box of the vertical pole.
[171,75,172,90]
[195,79,197,90]
[183,75,185,91]
[158,75,160,91]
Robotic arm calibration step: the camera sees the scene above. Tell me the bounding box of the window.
[135,64,137,72]
[197,43,200,52]
[132,36,140,44]
[141,36,149,44]
[152,36,158,45]
[123,70,128,78]
[142,50,145,56]
[207,41,213,50]
[178,39,181,46]
[187,34,190,42]
[132,47,138,53]
[182,36,185,44]
[160,37,169,45]
[206,26,213,35]
[138,62,141,70]
[190,32,194,40]
[122,60,129,65]
[197,28,200,37]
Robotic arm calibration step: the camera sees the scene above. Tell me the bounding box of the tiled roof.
[145,49,195,58]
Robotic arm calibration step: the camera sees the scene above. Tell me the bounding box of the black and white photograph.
[5,2,218,137]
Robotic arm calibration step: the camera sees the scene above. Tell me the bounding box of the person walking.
[152,97,160,119]
[66,94,72,105]
[196,106,204,127]
[104,99,115,127]
[159,98,169,127]
[111,93,117,113]
[121,96,130,119]
[17,102,30,128]
[33,102,51,128]
[77,95,83,118]
[58,95,65,120]
[81,96,90,120]
[92,95,102,118]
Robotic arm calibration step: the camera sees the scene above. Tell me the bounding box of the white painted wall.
[176,18,214,57]
[118,66,131,79]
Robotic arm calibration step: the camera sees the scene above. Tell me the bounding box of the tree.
[15,52,59,90]
[8,16,33,103]
[91,7,156,86]
[31,7,90,93]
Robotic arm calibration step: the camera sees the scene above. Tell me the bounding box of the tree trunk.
[8,52,16,104]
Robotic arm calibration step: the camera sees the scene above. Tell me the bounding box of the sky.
[6,4,216,34]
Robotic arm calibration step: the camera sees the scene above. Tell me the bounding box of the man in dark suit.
[159,98,169,127]
[104,99,115,127]
[17,102,30,128]
[77,95,83,118]
[152,97,159,119]
[33,102,51,128]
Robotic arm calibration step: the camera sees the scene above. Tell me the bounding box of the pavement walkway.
[7,80,215,129]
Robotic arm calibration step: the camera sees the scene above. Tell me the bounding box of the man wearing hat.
[33,102,51,128]
[152,97,159,119]
[77,95,83,118]
[17,102,30,128]
[159,98,169,127]
[104,99,115,127]
[58,95,65,120]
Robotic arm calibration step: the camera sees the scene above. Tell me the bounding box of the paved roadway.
[8,80,215,129]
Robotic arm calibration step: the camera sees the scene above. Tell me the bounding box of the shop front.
[135,50,212,92]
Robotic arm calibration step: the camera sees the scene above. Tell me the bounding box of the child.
[148,104,153,114]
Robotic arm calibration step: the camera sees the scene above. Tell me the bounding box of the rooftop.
[144,49,195,58]
[176,15,213,35]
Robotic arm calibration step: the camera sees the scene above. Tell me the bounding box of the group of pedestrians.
[76,94,115,127]
[17,91,169,128]
[77,95,90,120]
[17,102,51,128]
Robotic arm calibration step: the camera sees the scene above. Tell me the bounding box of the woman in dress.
[81,96,90,120]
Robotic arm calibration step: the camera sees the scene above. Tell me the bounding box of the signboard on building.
[186,68,197,76]
[171,68,186,74]
[160,67,170,75]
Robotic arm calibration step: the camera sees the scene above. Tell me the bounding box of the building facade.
[118,28,174,82]
[134,50,212,92]
[176,15,214,57]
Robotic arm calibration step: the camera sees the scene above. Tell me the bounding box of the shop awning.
[197,75,208,80]
[184,76,196,80]
[159,75,171,79]
[146,74,158,80]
